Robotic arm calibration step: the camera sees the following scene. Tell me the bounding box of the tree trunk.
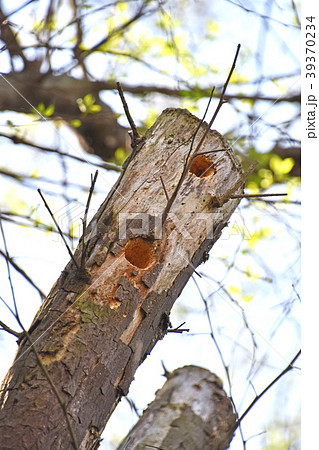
[118,365,237,450]
[0,108,243,449]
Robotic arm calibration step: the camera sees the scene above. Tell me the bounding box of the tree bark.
[118,365,237,450]
[0,108,243,449]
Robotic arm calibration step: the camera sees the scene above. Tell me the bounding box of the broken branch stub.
[0,108,244,449]
[118,365,237,450]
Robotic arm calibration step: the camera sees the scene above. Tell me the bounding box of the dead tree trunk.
[0,108,244,449]
[118,365,237,450]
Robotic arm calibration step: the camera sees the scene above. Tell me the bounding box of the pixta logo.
[118,211,252,241]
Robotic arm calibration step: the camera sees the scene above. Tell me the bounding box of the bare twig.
[81,170,98,270]
[0,249,46,301]
[161,87,215,225]
[0,219,24,330]
[19,78,299,103]
[117,81,141,149]
[0,6,29,67]
[159,175,169,202]
[125,396,141,419]
[237,350,301,426]
[82,3,149,59]
[0,132,121,172]
[167,321,190,333]
[193,44,241,155]
[0,295,19,321]
[0,319,22,338]
[192,275,246,447]
[0,210,77,237]
[199,272,258,374]
[292,284,301,302]
[37,189,80,270]
[195,148,227,157]
[230,192,287,200]
[211,161,258,207]
[161,45,241,226]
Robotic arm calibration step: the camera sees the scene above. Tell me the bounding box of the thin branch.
[37,189,80,270]
[0,133,122,172]
[0,249,46,301]
[46,79,300,103]
[167,322,190,333]
[292,284,301,302]
[0,166,104,195]
[224,0,300,28]
[200,272,258,370]
[161,87,215,225]
[211,161,258,207]
[0,219,24,329]
[81,170,98,270]
[159,175,169,202]
[161,45,241,226]
[0,210,77,237]
[71,0,88,78]
[117,81,141,149]
[245,430,267,444]
[81,3,148,58]
[194,44,241,156]
[237,350,301,426]
[0,295,18,321]
[0,6,29,67]
[195,148,227,157]
[125,396,141,419]
[192,275,246,447]
[0,319,22,338]
[187,87,215,165]
[59,1,156,76]
[230,192,287,200]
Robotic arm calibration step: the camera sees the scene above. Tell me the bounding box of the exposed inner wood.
[189,154,215,178]
[124,237,155,269]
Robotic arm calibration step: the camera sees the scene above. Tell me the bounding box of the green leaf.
[83,94,95,106]
[32,102,55,117]
[206,20,220,37]
[258,168,274,189]
[70,119,82,128]
[76,95,101,115]
[114,147,129,165]
[4,187,29,214]
[89,104,102,113]
[44,104,55,117]
[247,226,272,250]
[30,169,39,178]
[242,294,254,303]
[229,285,241,295]
[269,155,295,176]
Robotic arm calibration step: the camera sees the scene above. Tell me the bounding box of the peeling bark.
[0,108,243,449]
[118,365,237,450]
